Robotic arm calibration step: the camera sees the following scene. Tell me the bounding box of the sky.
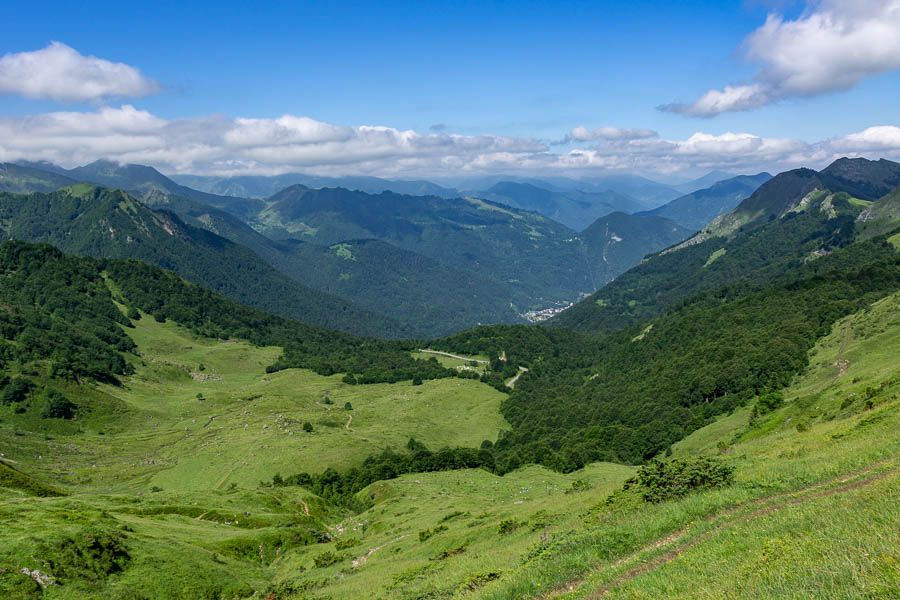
[1,0,899,179]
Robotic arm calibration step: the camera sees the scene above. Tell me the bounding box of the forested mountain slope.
[551,158,900,334]
[0,186,405,338]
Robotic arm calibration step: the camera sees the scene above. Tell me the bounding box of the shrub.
[635,457,734,503]
[344,402,353,411]
[312,551,342,568]
[457,570,502,593]
[565,479,592,494]
[37,526,131,583]
[1,378,31,405]
[303,422,313,433]
[41,390,76,419]
[418,525,448,542]
[334,537,360,551]
[412,377,423,386]
[756,392,785,415]
[497,519,520,535]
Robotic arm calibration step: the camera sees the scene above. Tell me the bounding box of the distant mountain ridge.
[636,173,772,232]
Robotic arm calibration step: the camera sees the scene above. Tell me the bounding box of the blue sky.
[1,0,899,178]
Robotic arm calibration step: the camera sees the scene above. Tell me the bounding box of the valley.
[0,157,898,599]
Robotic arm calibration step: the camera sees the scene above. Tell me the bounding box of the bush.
[756,392,785,415]
[1,378,31,405]
[635,457,734,503]
[334,537,360,551]
[457,570,502,593]
[312,551,343,568]
[344,402,352,411]
[418,525,447,542]
[302,422,313,433]
[497,519,520,535]
[40,390,76,419]
[37,526,131,583]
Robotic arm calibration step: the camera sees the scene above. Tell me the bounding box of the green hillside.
[4,161,688,336]
[0,187,405,338]
[551,158,900,334]
[0,163,77,194]
[1,258,897,599]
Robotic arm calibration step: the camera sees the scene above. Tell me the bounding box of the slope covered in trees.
[551,158,900,334]
[0,186,405,338]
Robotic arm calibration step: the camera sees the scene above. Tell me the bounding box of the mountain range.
[0,160,697,337]
[0,155,898,600]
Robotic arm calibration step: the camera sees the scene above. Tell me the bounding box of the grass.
[703,247,726,268]
[1,293,898,599]
[889,231,900,250]
[0,313,508,494]
[411,351,489,374]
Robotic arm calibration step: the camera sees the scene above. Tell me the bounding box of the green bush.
[1,378,31,405]
[40,389,76,419]
[334,537,360,551]
[312,550,343,568]
[497,519,520,535]
[635,457,735,503]
[37,526,131,583]
[418,525,448,542]
[756,392,785,415]
[457,570,502,593]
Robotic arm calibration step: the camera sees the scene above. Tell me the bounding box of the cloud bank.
[0,106,898,177]
[662,0,900,116]
[0,42,159,103]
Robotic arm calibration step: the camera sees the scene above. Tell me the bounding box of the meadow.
[1,292,898,599]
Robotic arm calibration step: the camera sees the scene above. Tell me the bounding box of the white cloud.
[663,0,900,116]
[0,42,159,103]
[570,125,658,141]
[0,105,898,177]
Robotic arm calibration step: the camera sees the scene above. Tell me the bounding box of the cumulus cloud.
[0,105,898,177]
[569,125,658,141]
[662,0,900,116]
[0,42,159,103]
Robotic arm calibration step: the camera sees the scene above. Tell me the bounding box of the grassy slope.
[1,292,897,599]
[0,313,508,493]
[467,290,900,600]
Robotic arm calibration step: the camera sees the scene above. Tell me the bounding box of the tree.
[41,390,75,419]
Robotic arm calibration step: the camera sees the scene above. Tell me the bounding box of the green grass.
[411,351,489,374]
[889,231,900,250]
[0,313,508,494]
[703,247,726,267]
[2,293,899,599]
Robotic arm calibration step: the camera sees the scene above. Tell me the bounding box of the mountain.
[579,212,692,285]
[0,162,77,194]
[275,238,521,338]
[254,184,594,305]
[636,173,772,232]
[818,157,900,200]
[476,181,646,230]
[550,158,900,334]
[173,173,459,199]
[578,174,682,208]
[0,185,405,338]
[670,169,735,194]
